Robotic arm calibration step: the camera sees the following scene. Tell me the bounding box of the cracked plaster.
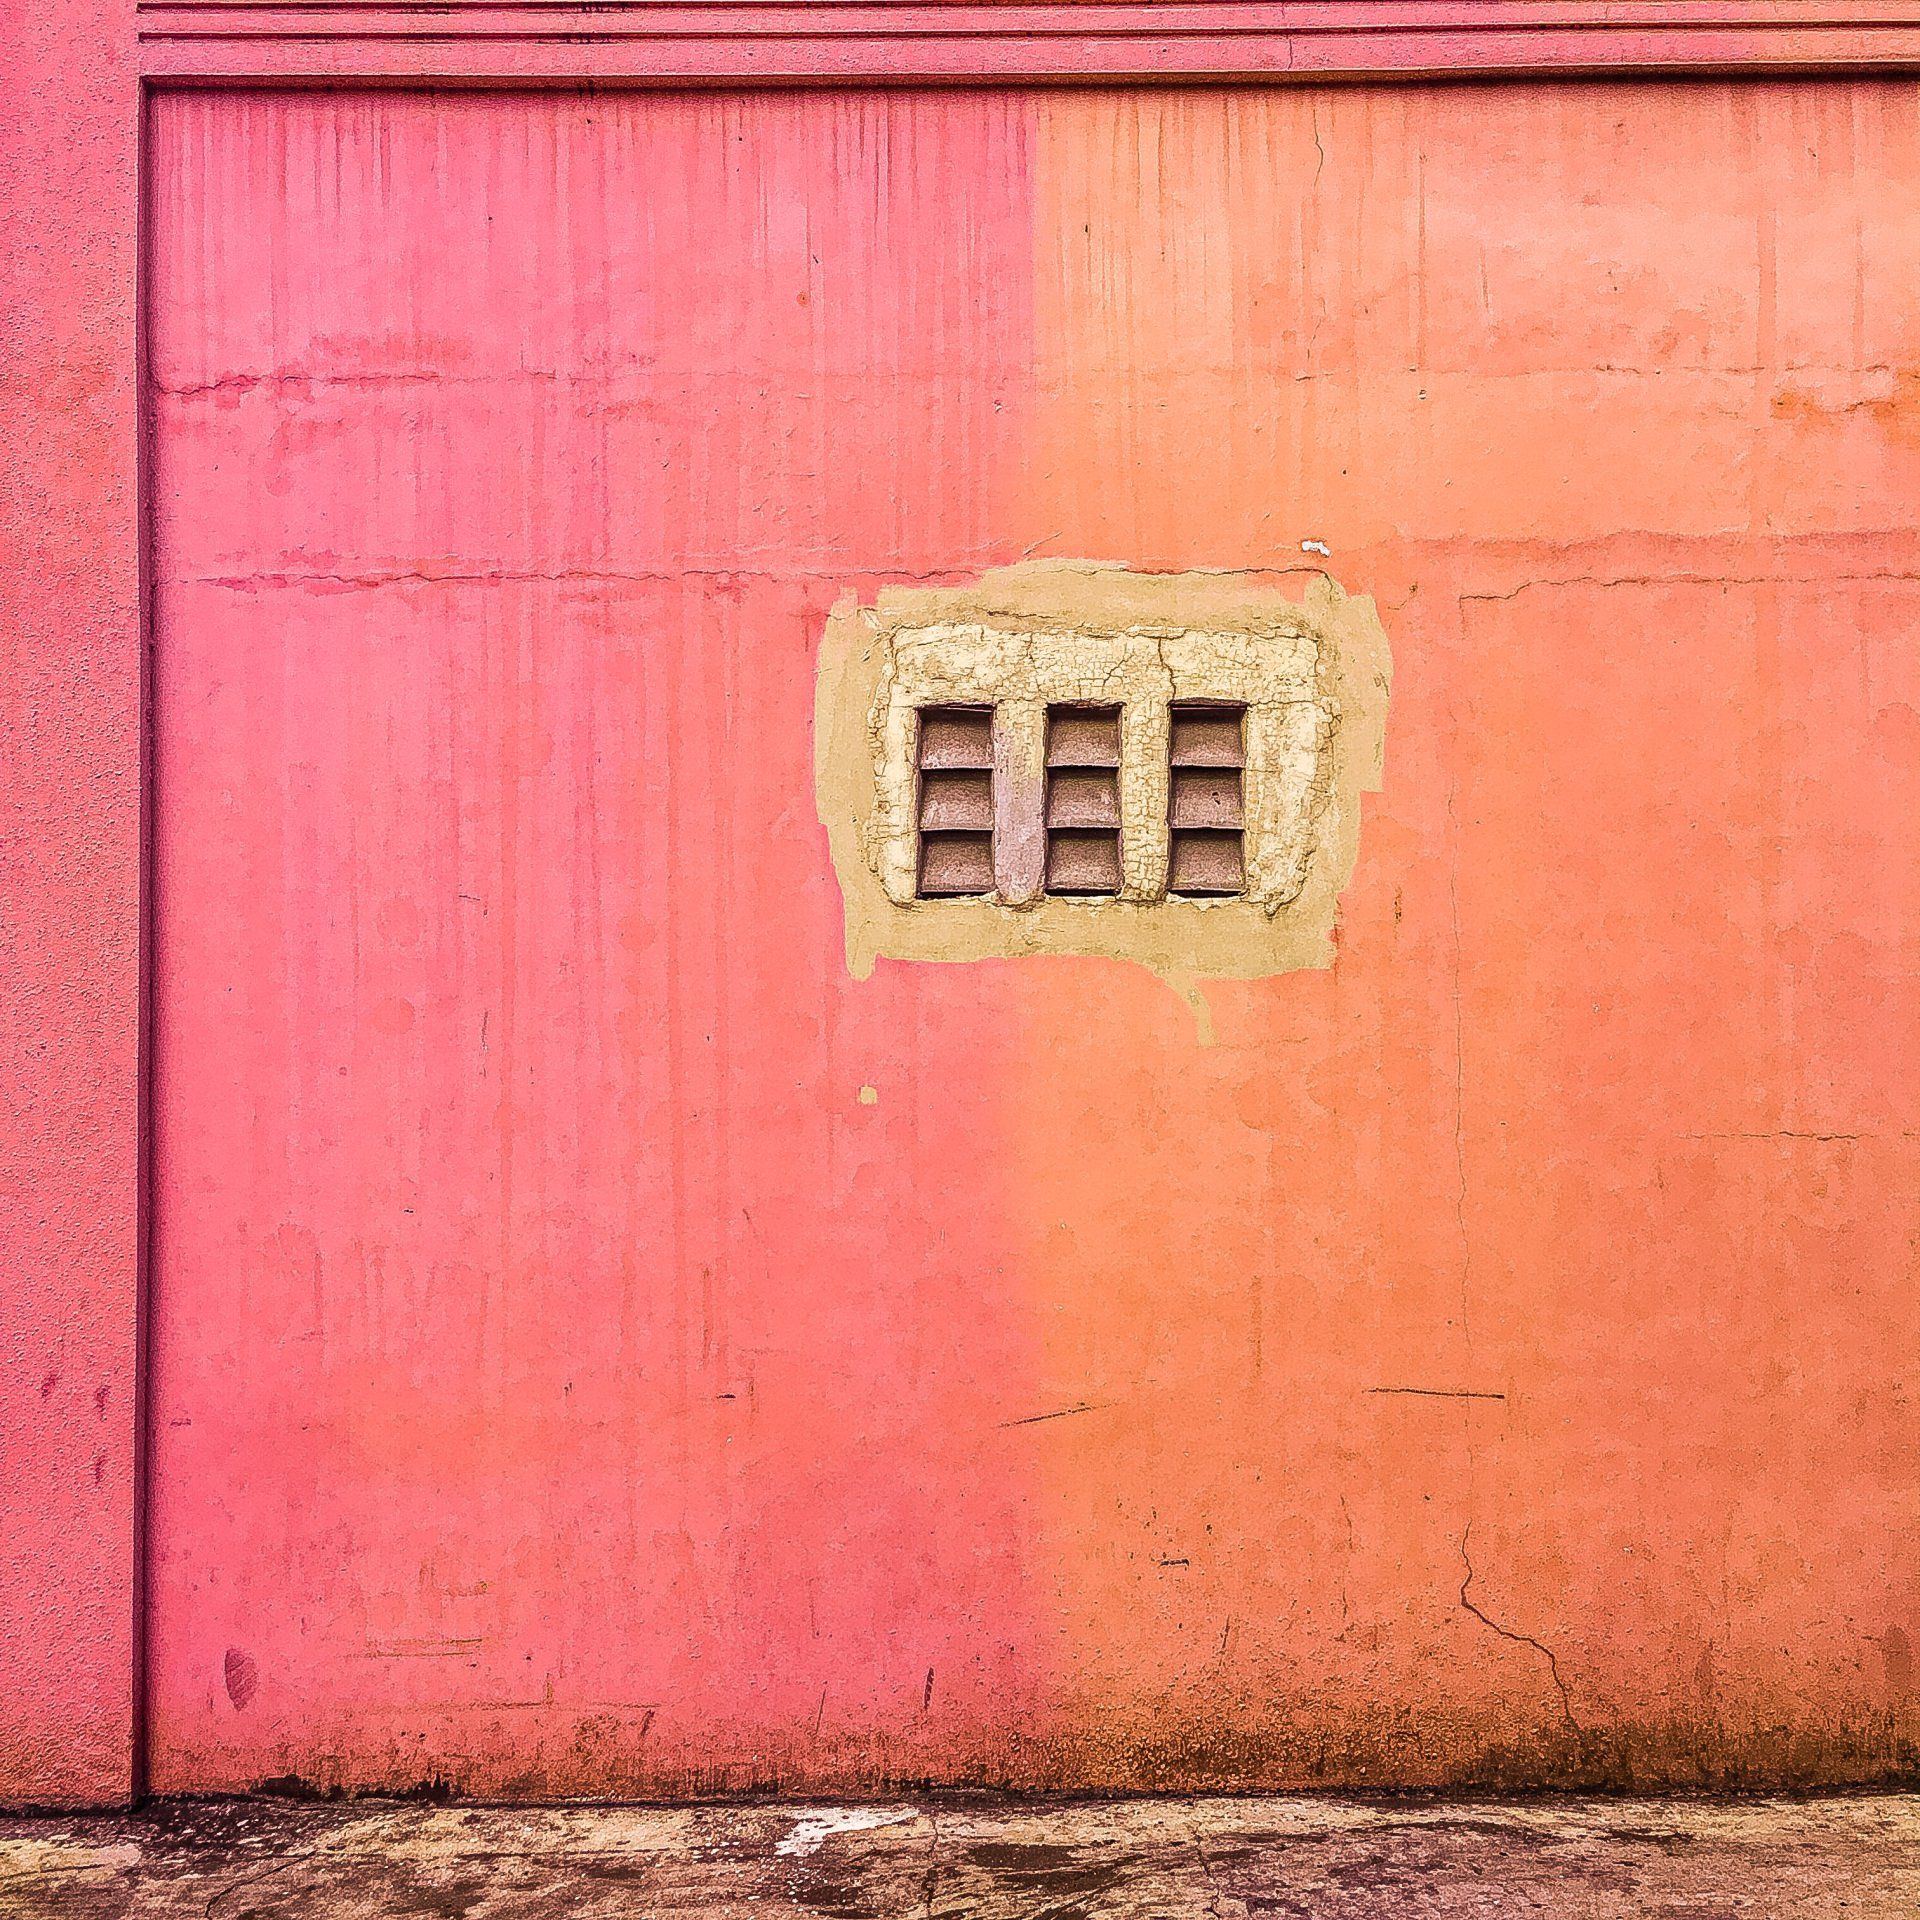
[814,560,1392,993]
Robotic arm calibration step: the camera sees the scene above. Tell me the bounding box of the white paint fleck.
[775,1807,920,1858]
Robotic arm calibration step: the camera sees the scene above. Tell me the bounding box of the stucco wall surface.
[143,83,1920,1795]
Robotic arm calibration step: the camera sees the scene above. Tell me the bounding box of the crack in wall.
[1458,1525,1583,1739]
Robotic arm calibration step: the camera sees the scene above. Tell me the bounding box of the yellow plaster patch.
[814,560,1391,989]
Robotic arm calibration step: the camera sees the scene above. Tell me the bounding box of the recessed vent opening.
[1045,705,1122,896]
[1168,702,1245,896]
[915,706,994,897]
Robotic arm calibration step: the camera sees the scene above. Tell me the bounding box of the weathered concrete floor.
[3,1793,1916,1918]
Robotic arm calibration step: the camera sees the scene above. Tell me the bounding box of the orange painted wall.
[147,82,1920,1793]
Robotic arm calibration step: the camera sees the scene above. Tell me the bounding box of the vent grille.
[912,698,1253,903]
[915,706,994,897]
[1045,706,1122,896]
[1168,702,1245,895]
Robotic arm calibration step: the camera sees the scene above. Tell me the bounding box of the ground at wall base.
[3,1792,1916,1917]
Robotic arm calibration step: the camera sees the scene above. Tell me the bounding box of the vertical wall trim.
[131,77,156,1810]
[0,0,142,1811]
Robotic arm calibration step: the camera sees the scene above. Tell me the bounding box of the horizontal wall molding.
[138,2,1920,85]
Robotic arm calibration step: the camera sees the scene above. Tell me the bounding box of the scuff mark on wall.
[814,560,1391,1004]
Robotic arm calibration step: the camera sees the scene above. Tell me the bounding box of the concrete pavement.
[5,1791,1918,1917]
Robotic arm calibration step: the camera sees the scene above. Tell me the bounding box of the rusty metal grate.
[1168,701,1245,895]
[1044,705,1122,896]
[915,706,995,897]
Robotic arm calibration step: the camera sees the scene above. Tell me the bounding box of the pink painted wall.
[0,0,140,1807]
[134,79,1920,1794]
